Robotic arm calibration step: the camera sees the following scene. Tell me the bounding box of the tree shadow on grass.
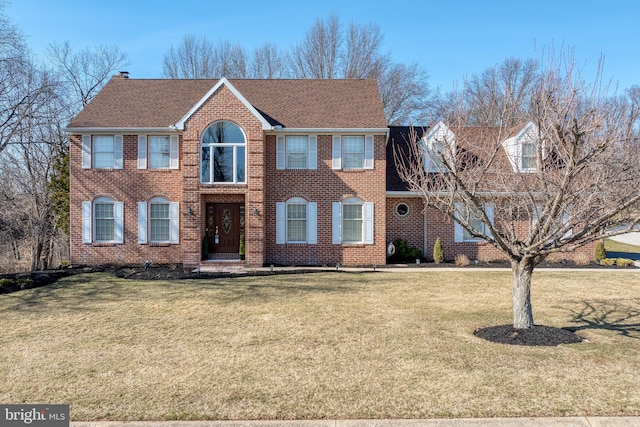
[564,299,640,339]
[0,271,363,313]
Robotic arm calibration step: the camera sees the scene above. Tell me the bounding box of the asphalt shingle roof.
[68,77,387,129]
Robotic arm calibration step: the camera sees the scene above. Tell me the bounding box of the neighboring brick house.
[67,74,593,268]
[67,75,388,268]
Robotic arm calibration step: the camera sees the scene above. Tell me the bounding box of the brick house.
[67,74,593,268]
[67,75,388,268]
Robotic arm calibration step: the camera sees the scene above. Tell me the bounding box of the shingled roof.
[387,124,526,192]
[67,77,387,130]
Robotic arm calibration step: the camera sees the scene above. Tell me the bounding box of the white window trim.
[82,197,124,244]
[82,135,123,170]
[275,198,317,244]
[138,135,179,170]
[502,122,542,173]
[331,135,374,170]
[532,204,573,241]
[332,198,374,244]
[454,202,494,243]
[138,198,179,244]
[276,135,318,170]
[200,122,247,184]
[422,122,456,173]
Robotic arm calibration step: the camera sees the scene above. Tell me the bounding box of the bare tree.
[291,14,341,79]
[446,57,539,126]
[162,35,248,79]
[249,43,290,79]
[395,53,640,329]
[0,3,57,155]
[343,21,385,78]
[379,62,433,125]
[290,14,433,125]
[46,42,128,109]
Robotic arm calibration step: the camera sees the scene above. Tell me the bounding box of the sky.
[6,0,640,94]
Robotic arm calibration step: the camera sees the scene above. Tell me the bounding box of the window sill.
[144,168,179,172]
[200,183,247,187]
[91,242,119,247]
[149,242,171,247]
[335,168,368,173]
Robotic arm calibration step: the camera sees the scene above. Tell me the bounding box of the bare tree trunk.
[511,258,535,329]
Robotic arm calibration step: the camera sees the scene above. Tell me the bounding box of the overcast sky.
[7,0,640,93]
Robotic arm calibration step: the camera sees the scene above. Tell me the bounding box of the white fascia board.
[174,77,272,131]
[386,191,424,198]
[266,128,389,134]
[64,127,179,134]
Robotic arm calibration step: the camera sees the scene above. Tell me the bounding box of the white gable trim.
[174,77,273,131]
[501,121,540,173]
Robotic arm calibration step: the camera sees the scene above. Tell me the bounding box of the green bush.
[433,237,445,264]
[389,238,423,263]
[599,258,616,266]
[0,278,15,287]
[17,278,33,290]
[594,240,606,262]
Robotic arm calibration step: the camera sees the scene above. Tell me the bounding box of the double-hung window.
[454,203,494,243]
[276,135,317,169]
[521,142,536,170]
[138,198,179,244]
[275,198,317,244]
[424,140,447,172]
[82,197,124,244]
[332,198,374,244]
[138,135,179,169]
[82,135,123,169]
[332,135,374,170]
[201,121,246,183]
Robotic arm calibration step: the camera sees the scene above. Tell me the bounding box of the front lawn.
[1,270,639,420]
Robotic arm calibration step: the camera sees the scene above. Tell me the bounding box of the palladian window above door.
[201,121,246,184]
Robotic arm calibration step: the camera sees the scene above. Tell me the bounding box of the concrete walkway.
[197,264,640,275]
[71,417,640,426]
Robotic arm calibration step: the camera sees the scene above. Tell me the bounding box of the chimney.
[116,71,130,79]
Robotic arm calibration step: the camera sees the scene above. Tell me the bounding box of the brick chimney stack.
[116,71,130,79]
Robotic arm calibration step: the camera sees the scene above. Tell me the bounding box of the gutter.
[64,127,180,134]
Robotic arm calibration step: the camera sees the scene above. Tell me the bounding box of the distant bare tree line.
[161,14,433,125]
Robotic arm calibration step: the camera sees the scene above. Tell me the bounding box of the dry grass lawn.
[1,270,640,421]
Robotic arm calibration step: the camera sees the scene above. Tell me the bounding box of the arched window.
[201,121,246,183]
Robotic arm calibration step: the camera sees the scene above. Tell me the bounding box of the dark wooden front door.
[206,203,241,254]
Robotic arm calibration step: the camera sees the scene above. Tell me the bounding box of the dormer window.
[502,122,542,173]
[422,121,455,173]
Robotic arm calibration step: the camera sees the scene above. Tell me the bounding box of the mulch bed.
[474,324,584,346]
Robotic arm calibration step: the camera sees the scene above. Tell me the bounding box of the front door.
[206,203,241,254]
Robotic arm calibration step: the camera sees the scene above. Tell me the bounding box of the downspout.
[423,202,428,258]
